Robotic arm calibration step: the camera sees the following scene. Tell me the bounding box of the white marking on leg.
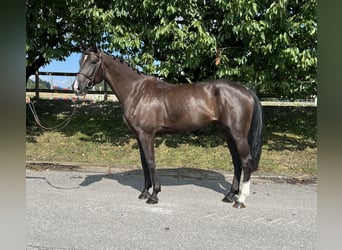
[237,180,250,204]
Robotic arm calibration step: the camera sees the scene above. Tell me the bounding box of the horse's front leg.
[137,132,161,204]
[137,139,152,200]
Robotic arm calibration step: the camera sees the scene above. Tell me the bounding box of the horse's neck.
[102,54,143,104]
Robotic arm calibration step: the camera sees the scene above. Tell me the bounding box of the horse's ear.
[80,43,87,53]
[91,43,98,53]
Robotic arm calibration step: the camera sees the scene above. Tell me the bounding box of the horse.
[72,46,263,208]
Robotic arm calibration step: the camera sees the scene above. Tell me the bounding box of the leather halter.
[76,52,102,89]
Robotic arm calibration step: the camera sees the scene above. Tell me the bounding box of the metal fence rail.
[27,71,113,101]
[26,71,317,106]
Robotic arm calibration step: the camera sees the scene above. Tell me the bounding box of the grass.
[26,100,317,177]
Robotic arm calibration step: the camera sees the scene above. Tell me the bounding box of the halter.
[77,52,103,89]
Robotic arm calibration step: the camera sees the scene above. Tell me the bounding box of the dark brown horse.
[72,46,263,208]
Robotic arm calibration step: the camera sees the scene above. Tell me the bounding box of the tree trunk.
[26,55,47,83]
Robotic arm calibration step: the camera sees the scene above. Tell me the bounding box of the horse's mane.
[85,47,142,75]
[105,51,142,75]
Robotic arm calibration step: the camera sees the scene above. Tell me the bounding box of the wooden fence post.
[35,71,39,99]
[104,80,108,101]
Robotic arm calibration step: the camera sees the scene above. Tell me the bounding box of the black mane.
[106,52,142,75]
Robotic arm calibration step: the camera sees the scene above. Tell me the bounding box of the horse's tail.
[248,91,263,172]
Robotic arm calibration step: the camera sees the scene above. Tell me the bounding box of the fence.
[26,71,117,102]
[26,71,317,106]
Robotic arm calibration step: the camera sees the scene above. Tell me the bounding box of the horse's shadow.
[79,168,231,196]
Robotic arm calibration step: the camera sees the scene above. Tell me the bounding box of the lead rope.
[27,97,83,131]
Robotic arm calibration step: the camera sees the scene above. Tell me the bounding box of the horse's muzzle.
[72,78,87,96]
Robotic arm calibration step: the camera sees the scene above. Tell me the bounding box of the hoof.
[222,194,236,203]
[146,197,158,204]
[138,191,150,200]
[232,201,246,209]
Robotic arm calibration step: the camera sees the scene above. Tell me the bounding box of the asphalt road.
[26,167,317,249]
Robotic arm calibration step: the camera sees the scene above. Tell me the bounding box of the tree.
[26,0,317,99]
[26,78,51,90]
[26,0,105,81]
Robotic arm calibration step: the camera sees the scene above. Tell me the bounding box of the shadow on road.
[78,168,231,196]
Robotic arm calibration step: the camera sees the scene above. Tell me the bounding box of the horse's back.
[129,78,219,133]
[128,77,255,134]
[140,77,254,108]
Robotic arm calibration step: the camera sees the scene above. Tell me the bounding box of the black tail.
[248,91,263,171]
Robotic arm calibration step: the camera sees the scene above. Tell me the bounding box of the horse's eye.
[90,60,97,64]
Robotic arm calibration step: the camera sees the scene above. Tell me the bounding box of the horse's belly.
[157,112,214,133]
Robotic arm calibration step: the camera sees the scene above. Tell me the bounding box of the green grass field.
[26,100,316,177]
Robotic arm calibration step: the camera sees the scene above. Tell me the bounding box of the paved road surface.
[26,167,317,249]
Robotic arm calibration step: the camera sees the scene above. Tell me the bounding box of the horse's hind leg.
[222,133,242,203]
[232,138,253,209]
[222,130,253,208]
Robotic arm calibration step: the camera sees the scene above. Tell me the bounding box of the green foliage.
[26,78,51,89]
[26,0,104,70]
[26,0,317,99]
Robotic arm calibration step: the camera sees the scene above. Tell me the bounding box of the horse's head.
[72,45,104,96]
